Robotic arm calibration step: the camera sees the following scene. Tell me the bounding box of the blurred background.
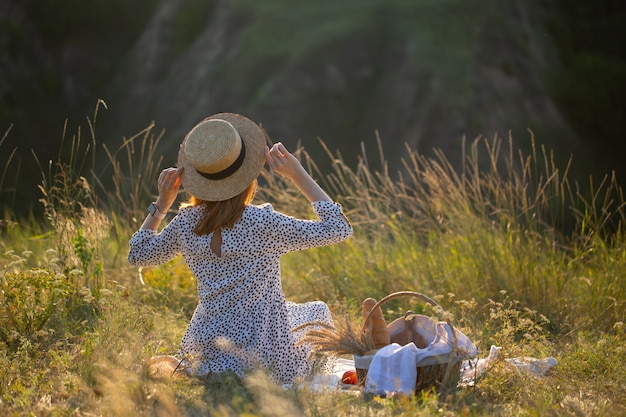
[1,0,624,214]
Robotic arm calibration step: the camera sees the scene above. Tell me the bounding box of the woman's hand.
[265,143,330,202]
[156,167,184,212]
[264,143,306,181]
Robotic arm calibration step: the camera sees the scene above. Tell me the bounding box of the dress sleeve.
[127,214,183,266]
[258,200,352,255]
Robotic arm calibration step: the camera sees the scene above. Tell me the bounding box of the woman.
[128,113,352,384]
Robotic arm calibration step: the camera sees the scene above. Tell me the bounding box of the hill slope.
[2,0,622,211]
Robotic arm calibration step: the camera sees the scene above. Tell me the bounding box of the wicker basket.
[355,291,463,395]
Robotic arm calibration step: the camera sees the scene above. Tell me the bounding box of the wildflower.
[100,289,114,297]
[78,287,94,303]
[34,330,49,338]
[53,288,67,297]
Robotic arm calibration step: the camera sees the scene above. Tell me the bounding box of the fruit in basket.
[341,369,358,385]
[362,298,391,348]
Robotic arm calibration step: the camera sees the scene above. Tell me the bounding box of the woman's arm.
[265,143,330,202]
[140,167,184,230]
[129,167,185,266]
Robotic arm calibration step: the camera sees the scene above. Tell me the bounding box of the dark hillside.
[0,0,624,214]
[547,0,626,179]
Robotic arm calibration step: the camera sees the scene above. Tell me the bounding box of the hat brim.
[178,113,267,201]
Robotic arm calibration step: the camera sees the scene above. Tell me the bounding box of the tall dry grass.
[266,132,624,337]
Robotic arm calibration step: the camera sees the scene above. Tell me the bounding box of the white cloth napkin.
[364,342,419,395]
[423,322,478,361]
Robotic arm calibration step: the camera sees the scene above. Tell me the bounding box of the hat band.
[195,138,247,180]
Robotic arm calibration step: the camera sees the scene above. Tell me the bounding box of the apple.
[341,369,358,385]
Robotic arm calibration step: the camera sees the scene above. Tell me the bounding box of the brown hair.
[183,180,257,235]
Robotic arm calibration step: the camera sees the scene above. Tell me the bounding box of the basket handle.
[361,291,442,333]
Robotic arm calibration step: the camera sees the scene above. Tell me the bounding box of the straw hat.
[178,113,266,201]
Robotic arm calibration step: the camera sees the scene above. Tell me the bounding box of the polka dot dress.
[129,201,352,384]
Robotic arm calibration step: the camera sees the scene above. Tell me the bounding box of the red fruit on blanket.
[341,369,358,385]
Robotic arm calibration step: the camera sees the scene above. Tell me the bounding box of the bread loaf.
[362,298,390,349]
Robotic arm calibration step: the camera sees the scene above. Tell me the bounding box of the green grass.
[0,112,625,416]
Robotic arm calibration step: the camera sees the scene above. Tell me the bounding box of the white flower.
[100,289,114,297]
[69,269,84,277]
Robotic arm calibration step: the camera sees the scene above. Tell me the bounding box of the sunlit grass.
[0,110,625,415]
[273,135,624,336]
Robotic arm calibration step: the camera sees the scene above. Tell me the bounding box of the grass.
[0,110,625,416]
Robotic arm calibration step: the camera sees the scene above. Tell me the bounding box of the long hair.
[183,180,257,236]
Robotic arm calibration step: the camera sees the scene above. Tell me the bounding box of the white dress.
[128,201,352,383]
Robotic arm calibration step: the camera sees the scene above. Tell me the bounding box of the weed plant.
[0,110,624,415]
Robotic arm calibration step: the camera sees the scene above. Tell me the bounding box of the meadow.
[1,108,624,416]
